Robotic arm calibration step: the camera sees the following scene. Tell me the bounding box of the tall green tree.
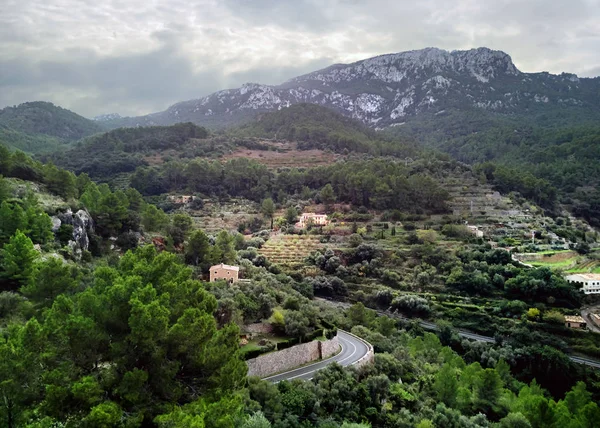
[94,192,129,237]
[0,231,38,288]
[285,206,298,225]
[0,175,9,203]
[473,368,503,413]
[169,213,193,246]
[21,258,80,306]
[320,184,335,211]
[141,204,169,232]
[261,198,275,229]
[434,363,458,408]
[214,230,237,264]
[25,206,53,244]
[0,202,28,244]
[185,229,211,267]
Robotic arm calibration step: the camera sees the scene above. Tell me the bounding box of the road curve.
[262,330,371,383]
[315,298,600,370]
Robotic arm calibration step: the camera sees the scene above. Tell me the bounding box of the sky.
[1,0,600,118]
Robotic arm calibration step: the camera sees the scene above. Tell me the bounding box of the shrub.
[325,327,338,339]
[276,337,300,350]
[348,233,363,248]
[305,328,325,341]
[391,295,431,316]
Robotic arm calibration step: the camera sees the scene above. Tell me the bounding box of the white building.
[467,225,484,238]
[295,213,329,228]
[565,273,600,295]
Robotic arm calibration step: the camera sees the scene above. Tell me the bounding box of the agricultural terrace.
[259,234,336,266]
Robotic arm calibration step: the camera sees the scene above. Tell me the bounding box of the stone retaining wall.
[320,336,340,359]
[247,337,340,378]
[243,323,274,334]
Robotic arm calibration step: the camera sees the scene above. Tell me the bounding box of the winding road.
[316,298,600,370]
[263,330,372,383]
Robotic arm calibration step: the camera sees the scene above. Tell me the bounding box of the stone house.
[167,195,195,205]
[209,263,240,283]
[565,315,587,329]
[467,225,484,238]
[296,213,329,228]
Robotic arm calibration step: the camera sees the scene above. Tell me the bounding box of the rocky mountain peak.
[291,47,519,85]
[100,47,599,130]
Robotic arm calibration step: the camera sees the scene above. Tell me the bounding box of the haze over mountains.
[93,47,600,130]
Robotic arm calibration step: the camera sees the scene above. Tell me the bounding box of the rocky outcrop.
[53,209,94,252]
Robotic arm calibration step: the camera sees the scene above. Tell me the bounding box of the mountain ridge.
[96,46,600,130]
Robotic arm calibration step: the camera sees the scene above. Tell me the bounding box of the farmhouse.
[467,225,484,238]
[209,263,240,283]
[565,315,587,330]
[565,273,600,295]
[296,213,329,228]
[167,195,195,205]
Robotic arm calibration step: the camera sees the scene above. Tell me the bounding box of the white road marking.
[283,335,358,381]
[263,335,349,381]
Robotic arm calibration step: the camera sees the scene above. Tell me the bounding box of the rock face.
[54,209,94,251]
[104,47,600,129]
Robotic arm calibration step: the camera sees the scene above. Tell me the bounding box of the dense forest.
[0,102,103,141]
[0,102,104,154]
[129,157,450,214]
[233,104,421,158]
[45,122,212,179]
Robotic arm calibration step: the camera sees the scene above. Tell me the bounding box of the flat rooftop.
[565,273,600,281]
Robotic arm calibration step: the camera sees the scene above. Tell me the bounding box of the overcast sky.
[1,0,600,118]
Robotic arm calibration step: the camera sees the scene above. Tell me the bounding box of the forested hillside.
[45,122,213,179]
[0,102,103,140]
[0,102,104,153]
[384,108,600,224]
[0,124,67,154]
[234,103,420,157]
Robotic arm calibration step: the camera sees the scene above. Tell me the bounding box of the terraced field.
[567,260,600,273]
[259,234,332,266]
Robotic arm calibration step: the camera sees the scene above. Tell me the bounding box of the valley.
[1,46,600,427]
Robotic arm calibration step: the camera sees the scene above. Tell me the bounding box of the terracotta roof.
[210,263,240,272]
[565,315,585,323]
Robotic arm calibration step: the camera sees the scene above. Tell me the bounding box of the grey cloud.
[1,0,600,117]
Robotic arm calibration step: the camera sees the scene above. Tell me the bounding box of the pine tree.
[434,363,458,407]
[21,258,80,305]
[0,175,9,203]
[185,229,211,266]
[26,207,53,244]
[1,230,38,288]
[261,198,275,229]
[320,184,335,212]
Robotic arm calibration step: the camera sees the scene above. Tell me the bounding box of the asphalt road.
[315,298,600,370]
[262,330,371,383]
[581,305,600,334]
